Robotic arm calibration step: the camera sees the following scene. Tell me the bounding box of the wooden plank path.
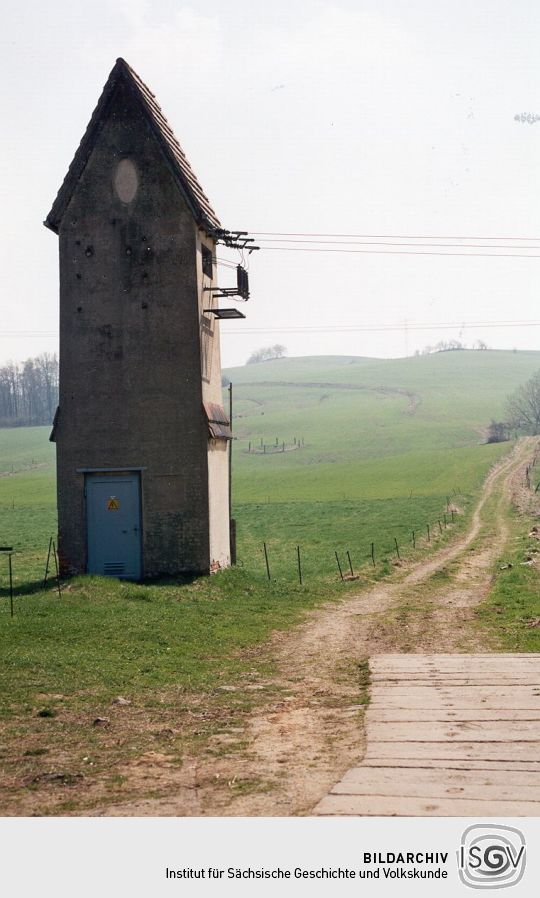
[314,654,540,816]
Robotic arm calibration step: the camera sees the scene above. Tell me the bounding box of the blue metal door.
[86,473,142,579]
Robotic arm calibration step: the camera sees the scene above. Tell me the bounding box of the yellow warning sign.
[107,497,120,511]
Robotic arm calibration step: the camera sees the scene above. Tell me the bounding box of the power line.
[223,319,540,336]
[259,246,540,259]
[251,230,540,241]
[3,318,540,339]
[255,238,540,251]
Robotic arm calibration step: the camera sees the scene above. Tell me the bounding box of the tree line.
[0,354,58,427]
[488,369,540,442]
[416,339,489,354]
[246,344,287,365]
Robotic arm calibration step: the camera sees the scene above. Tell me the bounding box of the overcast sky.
[1,0,539,367]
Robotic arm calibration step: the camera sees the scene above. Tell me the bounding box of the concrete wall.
[55,78,214,576]
[197,230,231,569]
[207,439,230,569]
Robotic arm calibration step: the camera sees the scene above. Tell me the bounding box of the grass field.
[1,350,539,813]
[229,350,540,502]
[228,349,540,579]
[478,505,540,652]
[5,350,540,585]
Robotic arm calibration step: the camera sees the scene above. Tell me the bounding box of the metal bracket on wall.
[204,264,250,301]
[210,229,260,252]
[203,308,246,320]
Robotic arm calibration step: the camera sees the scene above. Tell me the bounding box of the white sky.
[1,0,539,367]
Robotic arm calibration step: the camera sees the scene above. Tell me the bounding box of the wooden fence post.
[9,554,14,618]
[43,536,53,587]
[263,542,271,581]
[335,551,344,581]
[52,542,62,598]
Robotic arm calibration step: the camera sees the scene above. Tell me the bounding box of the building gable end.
[44,58,220,235]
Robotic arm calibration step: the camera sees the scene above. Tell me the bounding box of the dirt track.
[95,439,534,817]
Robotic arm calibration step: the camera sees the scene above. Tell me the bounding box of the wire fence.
[260,503,459,584]
[3,451,537,610]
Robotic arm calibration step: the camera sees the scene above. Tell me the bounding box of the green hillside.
[227,350,540,501]
[223,350,540,577]
[1,350,539,583]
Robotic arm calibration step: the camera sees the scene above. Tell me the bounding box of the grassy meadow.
[4,350,540,587]
[1,350,539,813]
[229,349,540,578]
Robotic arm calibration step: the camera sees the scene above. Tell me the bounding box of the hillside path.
[236,380,421,414]
[314,653,540,816]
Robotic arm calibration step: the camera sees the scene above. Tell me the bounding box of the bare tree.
[0,353,58,427]
[246,344,287,365]
[506,369,540,435]
[435,339,465,352]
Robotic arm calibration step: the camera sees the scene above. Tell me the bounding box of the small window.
[201,245,213,279]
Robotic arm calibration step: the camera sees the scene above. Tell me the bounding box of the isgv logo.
[458,825,526,889]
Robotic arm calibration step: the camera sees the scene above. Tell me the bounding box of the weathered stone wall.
[55,79,211,575]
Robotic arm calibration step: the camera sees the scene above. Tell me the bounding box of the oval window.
[114,158,138,203]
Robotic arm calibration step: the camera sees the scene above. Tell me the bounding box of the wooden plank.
[332,781,540,803]
[371,657,540,666]
[315,794,540,817]
[371,681,540,688]
[369,652,540,668]
[369,671,539,678]
[372,677,540,685]
[371,683,539,689]
[370,686,540,709]
[370,699,539,709]
[340,766,539,789]
[368,721,540,742]
[371,668,540,674]
[371,670,539,680]
[365,741,540,761]
[371,675,540,684]
[368,709,540,722]
[369,655,540,674]
[315,654,540,817]
[371,662,539,668]
[371,660,540,669]
[363,758,540,771]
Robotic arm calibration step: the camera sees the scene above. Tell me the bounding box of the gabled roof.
[45,58,220,234]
